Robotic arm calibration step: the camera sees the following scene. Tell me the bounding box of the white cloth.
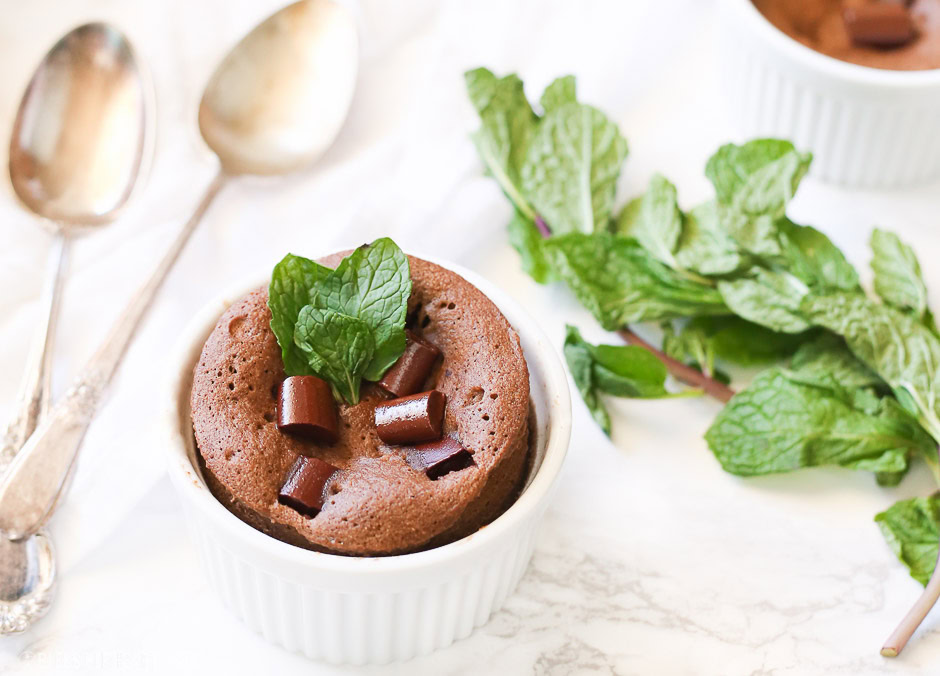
[2,0,940,673]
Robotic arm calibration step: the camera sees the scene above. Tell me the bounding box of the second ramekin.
[718,0,940,188]
[164,256,572,665]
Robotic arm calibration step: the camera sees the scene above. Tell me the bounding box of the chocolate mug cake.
[189,242,533,556]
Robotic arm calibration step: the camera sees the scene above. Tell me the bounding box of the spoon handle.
[0,234,69,476]
[0,172,227,538]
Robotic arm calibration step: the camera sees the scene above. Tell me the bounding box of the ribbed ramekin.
[718,0,940,188]
[164,257,571,664]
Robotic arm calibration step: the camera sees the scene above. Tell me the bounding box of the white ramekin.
[164,257,571,665]
[718,0,940,188]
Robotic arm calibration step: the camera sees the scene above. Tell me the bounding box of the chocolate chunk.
[378,330,441,397]
[277,456,338,517]
[405,436,474,480]
[374,390,445,445]
[276,376,339,444]
[843,4,917,48]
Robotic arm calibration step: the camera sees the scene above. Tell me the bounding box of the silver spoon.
[2,22,151,475]
[0,0,358,632]
[0,23,150,634]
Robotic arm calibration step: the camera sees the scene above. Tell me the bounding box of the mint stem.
[617,328,736,403]
[882,531,940,657]
[535,214,552,238]
[881,448,940,658]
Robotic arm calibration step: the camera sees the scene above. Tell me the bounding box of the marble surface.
[2,0,940,673]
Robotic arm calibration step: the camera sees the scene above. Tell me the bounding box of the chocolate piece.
[378,330,441,397]
[843,4,916,48]
[277,456,338,517]
[374,390,445,445]
[405,436,474,480]
[276,375,339,444]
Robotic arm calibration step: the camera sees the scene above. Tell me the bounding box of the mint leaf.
[802,293,940,415]
[615,173,682,268]
[313,238,411,381]
[705,368,928,477]
[366,326,407,383]
[700,316,810,366]
[564,325,685,436]
[870,228,937,335]
[564,325,611,435]
[673,200,746,276]
[876,495,940,586]
[662,320,712,374]
[591,342,670,398]
[876,470,907,488]
[802,292,940,478]
[719,209,784,260]
[706,140,812,260]
[871,228,928,316]
[465,68,538,219]
[660,320,732,385]
[779,218,859,291]
[706,139,812,221]
[717,268,810,333]
[540,75,576,112]
[544,232,727,329]
[521,102,628,234]
[268,254,333,375]
[676,316,808,367]
[507,210,553,284]
[294,307,374,405]
[790,333,883,389]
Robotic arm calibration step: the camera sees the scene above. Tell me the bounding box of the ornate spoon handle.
[0,172,227,539]
[0,235,69,477]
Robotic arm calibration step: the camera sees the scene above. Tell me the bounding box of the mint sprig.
[268,238,411,405]
[564,325,699,435]
[465,68,940,654]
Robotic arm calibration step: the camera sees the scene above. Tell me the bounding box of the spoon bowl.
[198,0,358,175]
[0,531,54,633]
[10,22,148,228]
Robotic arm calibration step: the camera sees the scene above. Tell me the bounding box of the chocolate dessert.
[752,0,940,70]
[190,246,532,556]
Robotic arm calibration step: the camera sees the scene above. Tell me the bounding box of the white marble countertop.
[3,0,940,673]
